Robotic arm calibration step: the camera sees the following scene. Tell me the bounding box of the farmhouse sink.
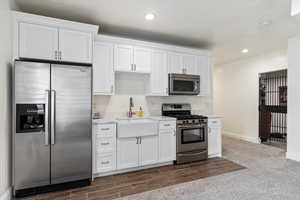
[117,119,158,138]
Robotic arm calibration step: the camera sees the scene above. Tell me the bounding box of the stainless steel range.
[162,104,208,164]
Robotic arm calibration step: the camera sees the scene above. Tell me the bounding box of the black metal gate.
[259,69,287,144]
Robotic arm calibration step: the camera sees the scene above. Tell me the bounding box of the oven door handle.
[177,151,207,157]
[178,126,206,129]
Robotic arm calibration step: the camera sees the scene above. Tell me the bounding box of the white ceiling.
[15,0,300,65]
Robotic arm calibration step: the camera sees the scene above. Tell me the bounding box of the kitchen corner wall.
[214,50,287,143]
[0,0,17,199]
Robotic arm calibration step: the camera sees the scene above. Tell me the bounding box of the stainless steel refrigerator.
[13,60,92,196]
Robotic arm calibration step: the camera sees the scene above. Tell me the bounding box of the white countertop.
[93,116,176,124]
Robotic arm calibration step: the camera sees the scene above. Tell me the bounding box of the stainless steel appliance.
[162,104,208,164]
[13,60,92,196]
[169,74,200,95]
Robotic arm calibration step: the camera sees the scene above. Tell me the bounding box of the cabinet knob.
[101,161,109,165]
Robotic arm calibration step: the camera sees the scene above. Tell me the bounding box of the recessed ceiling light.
[241,49,249,54]
[145,13,155,21]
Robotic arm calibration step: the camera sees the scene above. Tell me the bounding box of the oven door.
[177,125,207,153]
[169,74,200,95]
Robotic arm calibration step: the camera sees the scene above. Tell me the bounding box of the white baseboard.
[223,131,260,144]
[286,152,300,162]
[0,188,11,200]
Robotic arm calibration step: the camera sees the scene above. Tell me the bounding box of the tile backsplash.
[93,95,213,119]
[93,73,213,119]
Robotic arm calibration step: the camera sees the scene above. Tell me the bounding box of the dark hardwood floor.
[18,158,245,200]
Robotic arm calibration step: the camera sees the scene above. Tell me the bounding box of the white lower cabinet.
[117,137,139,169]
[96,153,116,173]
[159,121,176,162]
[207,118,222,157]
[117,136,158,170]
[94,120,177,176]
[159,130,176,162]
[93,123,117,174]
[140,136,158,166]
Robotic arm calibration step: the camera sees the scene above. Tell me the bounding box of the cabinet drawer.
[94,124,115,137]
[96,153,116,173]
[96,137,115,153]
[208,119,221,127]
[159,121,176,130]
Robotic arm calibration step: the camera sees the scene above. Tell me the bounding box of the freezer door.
[51,64,92,184]
[14,61,51,190]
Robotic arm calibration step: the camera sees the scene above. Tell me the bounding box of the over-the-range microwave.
[168,73,200,95]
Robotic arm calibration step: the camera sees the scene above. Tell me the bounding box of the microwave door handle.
[194,82,198,92]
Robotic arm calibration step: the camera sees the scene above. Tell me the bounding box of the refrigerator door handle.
[45,90,50,145]
[51,89,56,145]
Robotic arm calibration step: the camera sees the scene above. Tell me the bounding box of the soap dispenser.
[138,106,144,118]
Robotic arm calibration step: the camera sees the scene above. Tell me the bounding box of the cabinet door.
[139,136,158,166]
[150,50,168,96]
[208,126,222,156]
[93,42,114,95]
[159,130,176,162]
[183,54,197,74]
[117,137,139,169]
[19,23,58,60]
[133,47,151,73]
[197,56,211,96]
[168,52,183,74]
[58,29,92,63]
[114,45,133,72]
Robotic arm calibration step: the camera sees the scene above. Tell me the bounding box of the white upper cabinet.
[14,11,98,63]
[168,52,197,74]
[93,42,114,95]
[197,56,211,96]
[59,29,92,63]
[114,45,151,73]
[19,23,58,61]
[148,50,168,96]
[114,44,133,72]
[133,47,151,73]
[168,52,183,74]
[183,54,197,74]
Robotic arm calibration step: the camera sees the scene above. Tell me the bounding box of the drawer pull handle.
[101,128,110,131]
[101,161,109,165]
[101,142,110,145]
[164,124,171,126]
